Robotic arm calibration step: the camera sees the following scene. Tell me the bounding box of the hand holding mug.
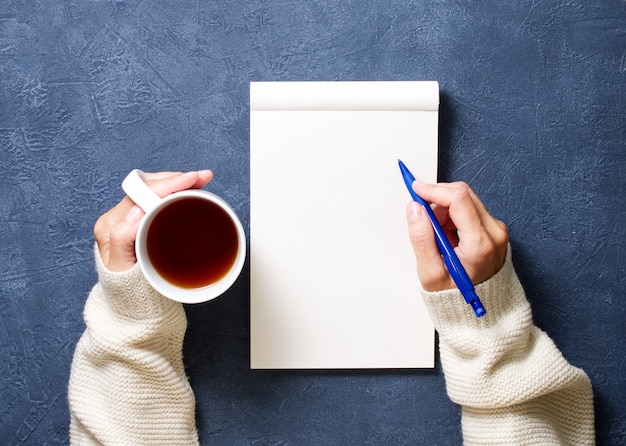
[120,169,246,304]
[95,171,214,272]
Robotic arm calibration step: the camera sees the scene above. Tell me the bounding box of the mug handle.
[121,169,161,213]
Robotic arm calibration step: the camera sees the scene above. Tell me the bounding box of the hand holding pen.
[400,162,508,315]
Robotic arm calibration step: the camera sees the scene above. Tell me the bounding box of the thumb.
[107,205,144,272]
[406,201,452,291]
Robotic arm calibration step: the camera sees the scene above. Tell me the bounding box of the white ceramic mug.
[122,169,246,304]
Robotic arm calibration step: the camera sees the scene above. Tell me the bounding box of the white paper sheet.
[250,81,438,369]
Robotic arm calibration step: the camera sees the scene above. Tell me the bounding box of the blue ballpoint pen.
[398,159,486,317]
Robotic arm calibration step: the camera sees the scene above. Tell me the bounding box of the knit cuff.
[93,244,182,320]
[420,245,532,332]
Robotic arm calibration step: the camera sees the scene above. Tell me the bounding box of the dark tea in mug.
[146,197,239,289]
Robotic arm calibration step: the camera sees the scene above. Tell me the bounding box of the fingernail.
[406,202,422,223]
[126,205,143,224]
[182,171,197,177]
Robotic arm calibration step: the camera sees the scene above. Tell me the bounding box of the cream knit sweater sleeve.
[69,247,595,445]
[420,248,595,445]
[68,247,199,446]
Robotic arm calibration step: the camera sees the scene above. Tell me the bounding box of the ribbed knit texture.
[68,246,199,445]
[69,246,595,445]
[421,247,595,445]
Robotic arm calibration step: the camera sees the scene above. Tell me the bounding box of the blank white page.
[250,81,438,369]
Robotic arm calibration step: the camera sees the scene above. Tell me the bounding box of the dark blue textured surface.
[1,1,624,444]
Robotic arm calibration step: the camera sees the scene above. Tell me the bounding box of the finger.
[192,170,213,189]
[143,170,213,185]
[413,181,482,227]
[405,201,453,291]
[143,170,213,198]
[98,170,214,271]
[426,183,505,244]
[453,187,509,257]
[410,181,509,286]
[413,181,485,248]
[106,205,144,272]
[462,187,505,234]
[143,171,182,180]
[430,204,459,247]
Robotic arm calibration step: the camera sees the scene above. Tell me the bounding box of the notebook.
[250,81,439,369]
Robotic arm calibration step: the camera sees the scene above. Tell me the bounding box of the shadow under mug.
[122,169,246,304]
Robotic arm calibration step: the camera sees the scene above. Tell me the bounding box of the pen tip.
[398,159,408,174]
